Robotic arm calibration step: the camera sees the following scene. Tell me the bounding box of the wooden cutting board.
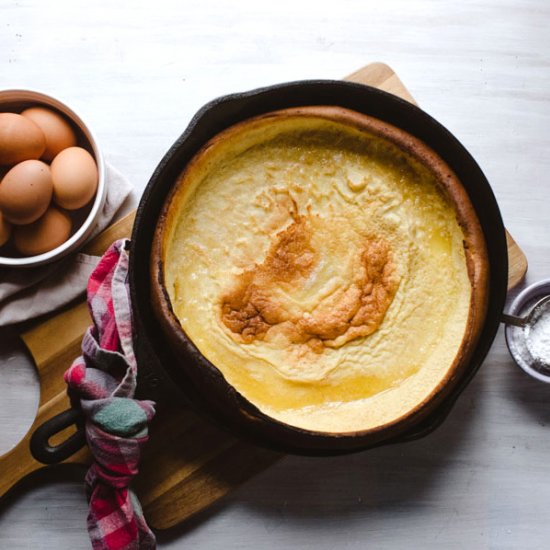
[0,62,528,531]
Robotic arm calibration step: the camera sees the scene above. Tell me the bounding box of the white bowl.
[0,89,105,267]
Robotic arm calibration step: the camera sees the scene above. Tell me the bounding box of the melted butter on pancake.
[161,109,478,433]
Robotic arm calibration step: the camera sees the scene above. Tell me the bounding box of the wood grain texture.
[1,2,549,549]
[506,232,528,289]
[345,62,417,103]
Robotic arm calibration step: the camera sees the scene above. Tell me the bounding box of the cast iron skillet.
[31,80,508,462]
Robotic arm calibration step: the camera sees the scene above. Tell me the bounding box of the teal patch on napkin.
[92,397,147,436]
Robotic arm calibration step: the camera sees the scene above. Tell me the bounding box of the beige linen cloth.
[0,163,133,326]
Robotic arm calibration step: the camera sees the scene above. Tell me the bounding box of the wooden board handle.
[0,395,90,500]
[0,438,42,500]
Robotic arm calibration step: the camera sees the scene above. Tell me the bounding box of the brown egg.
[0,211,11,247]
[21,107,77,161]
[51,147,98,210]
[0,113,46,165]
[14,206,72,256]
[0,160,53,224]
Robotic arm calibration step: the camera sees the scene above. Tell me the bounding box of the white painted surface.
[1,0,550,548]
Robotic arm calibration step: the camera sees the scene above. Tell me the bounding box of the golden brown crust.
[220,211,398,352]
[150,105,489,440]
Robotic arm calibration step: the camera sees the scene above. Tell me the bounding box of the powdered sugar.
[525,304,550,365]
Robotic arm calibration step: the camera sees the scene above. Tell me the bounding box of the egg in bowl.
[151,106,488,436]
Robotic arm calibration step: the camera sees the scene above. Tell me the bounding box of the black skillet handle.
[30,408,86,465]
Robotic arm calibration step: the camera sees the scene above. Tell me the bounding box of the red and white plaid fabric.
[64,239,157,550]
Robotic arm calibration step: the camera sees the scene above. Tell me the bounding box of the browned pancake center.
[221,212,398,353]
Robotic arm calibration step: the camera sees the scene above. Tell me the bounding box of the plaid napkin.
[64,239,156,550]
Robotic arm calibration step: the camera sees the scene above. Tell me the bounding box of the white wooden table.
[1,1,550,548]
